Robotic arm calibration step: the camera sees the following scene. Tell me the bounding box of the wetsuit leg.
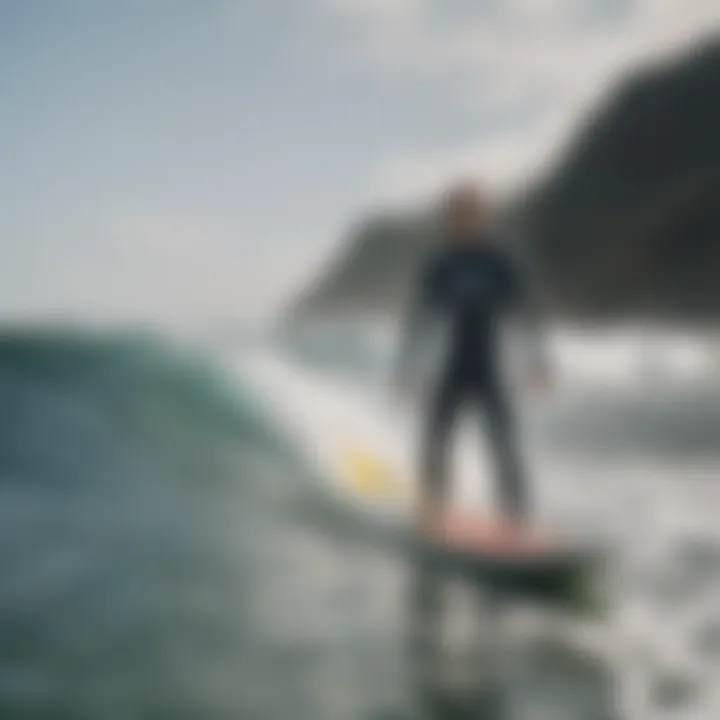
[477,380,528,523]
[421,370,466,509]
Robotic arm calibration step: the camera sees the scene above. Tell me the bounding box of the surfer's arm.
[504,253,551,385]
[393,257,440,389]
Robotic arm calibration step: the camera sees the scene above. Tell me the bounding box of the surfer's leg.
[420,374,463,524]
[480,383,528,523]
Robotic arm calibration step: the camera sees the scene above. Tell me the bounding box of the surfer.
[395,181,550,534]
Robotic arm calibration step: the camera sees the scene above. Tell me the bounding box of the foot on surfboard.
[419,510,554,556]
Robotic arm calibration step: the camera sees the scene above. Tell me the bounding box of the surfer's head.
[440,181,489,243]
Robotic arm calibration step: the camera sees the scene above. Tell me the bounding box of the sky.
[1,0,718,326]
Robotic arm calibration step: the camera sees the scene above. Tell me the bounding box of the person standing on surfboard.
[395,181,550,533]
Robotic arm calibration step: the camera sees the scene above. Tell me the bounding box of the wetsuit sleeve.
[501,252,550,378]
[394,255,442,381]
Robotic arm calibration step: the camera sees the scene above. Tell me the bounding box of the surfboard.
[332,443,606,605]
[419,511,607,605]
[239,352,608,607]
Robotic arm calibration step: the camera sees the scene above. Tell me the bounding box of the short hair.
[439,180,488,222]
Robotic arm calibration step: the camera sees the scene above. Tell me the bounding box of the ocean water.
[0,325,718,719]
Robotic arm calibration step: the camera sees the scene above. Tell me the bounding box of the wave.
[0,328,350,719]
[0,329,292,488]
[1,325,719,719]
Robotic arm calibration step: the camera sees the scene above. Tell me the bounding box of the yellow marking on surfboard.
[337,447,404,498]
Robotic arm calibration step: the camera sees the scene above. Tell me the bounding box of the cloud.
[324,0,720,201]
[376,113,570,204]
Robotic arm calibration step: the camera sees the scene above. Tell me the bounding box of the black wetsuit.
[400,238,541,521]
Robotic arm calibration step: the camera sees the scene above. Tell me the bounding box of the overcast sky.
[2,0,718,325]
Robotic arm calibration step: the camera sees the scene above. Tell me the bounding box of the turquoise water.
[0,327,718,719]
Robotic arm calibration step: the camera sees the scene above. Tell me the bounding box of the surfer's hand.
[528,366,553,395]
